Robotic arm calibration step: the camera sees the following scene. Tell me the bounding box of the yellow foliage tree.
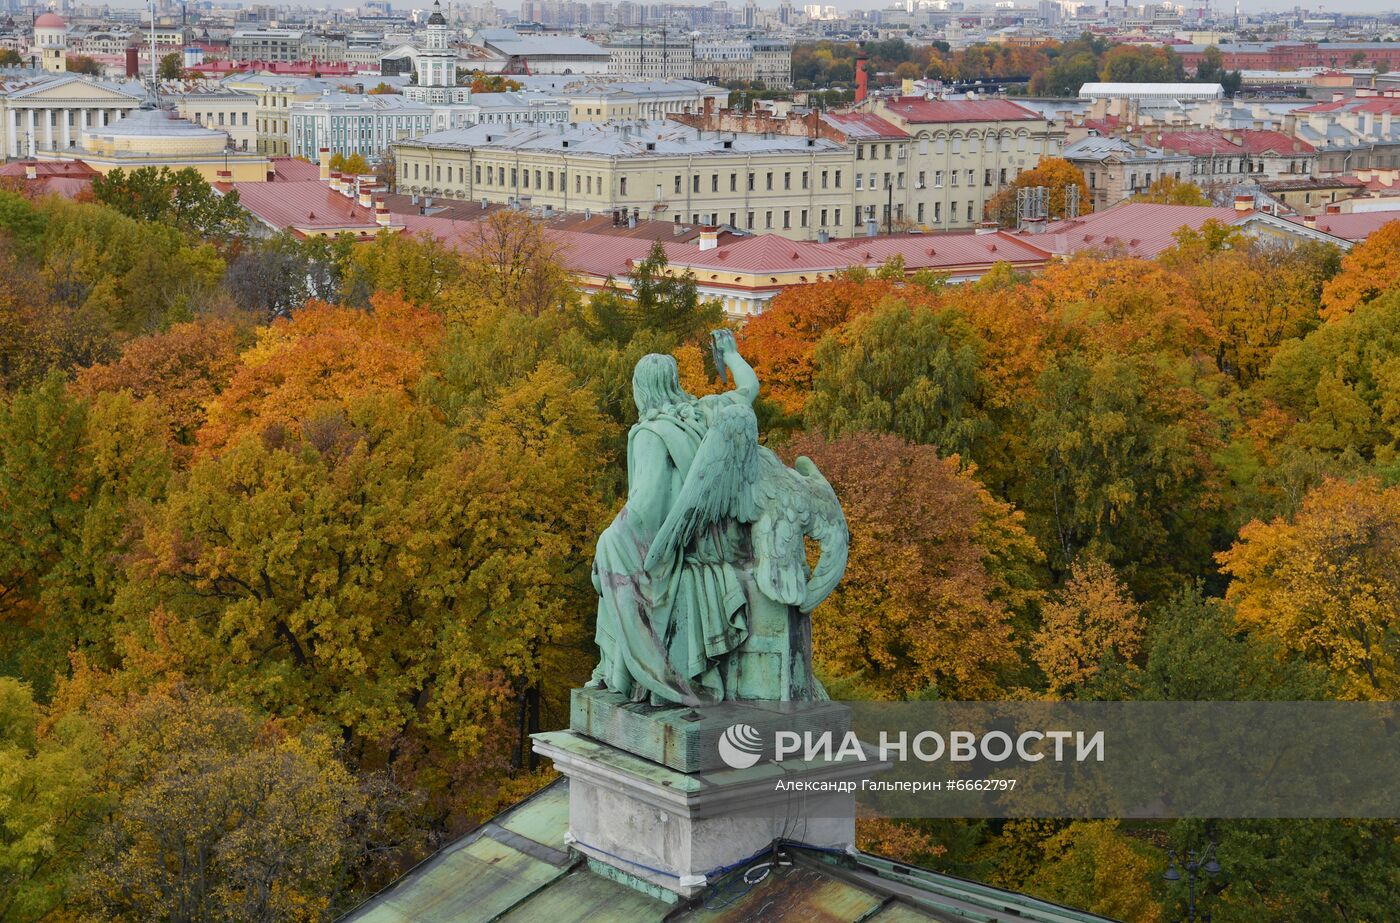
[1026,821,1163,923]
[1032,556,1144,696]
[1218,476,1400,699]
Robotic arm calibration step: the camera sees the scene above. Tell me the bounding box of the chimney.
[703,95,714,123]
[1303,214,1317,229]
[319,148,331,180]
[125,45,139,78]
[374,197,390,227]
[855,53,869,104]
[358,183,372,208]
[698,225,719,250]
[330,170,342,193]
[1234,194,1253,212]
[216,169,232,183]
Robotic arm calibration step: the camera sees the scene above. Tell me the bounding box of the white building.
[290,91,434,164]
[1078,82,1225,103]
[0,72,145,158]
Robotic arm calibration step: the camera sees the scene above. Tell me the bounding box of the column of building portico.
[25,109,35,156]
[7,109,16,158]
[60,108,70,148]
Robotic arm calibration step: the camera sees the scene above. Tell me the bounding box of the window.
[967,202,974,222]
[475,165,481,183]
[730,173,737,191]
[748,172,755,191]
[917,202,924,222]
[765,210,772,229]
[999,168,1006,185]
[934,202,941,222]
[620,176,627,195]
[535,170,542,187]
[576,174,581,193]
[917,171,925,188]
[833,208,841,226]
[856,173,864,190]
[802,171,809,189]
[784,172,791,190]
[511,168,517,187]
[766,172,773,191]
[884,143,891,159]
[984,169,992,187]
[835,170,842,188]
[729,211,737,226]
[934,170,943,187]
[800,209,808,227]
[951,200,958,219]
[783,210,790,229]
[857,145,865,160]
[747,211,754,228]
[820,207,828,225]
[951,170,959,187]
[966,169,975,186]
[712,174,719,192]
[675,175,682,194]
[897,173,905,189]
[821,170,828,189]
[523,170,529,189]
[548,171,554,190]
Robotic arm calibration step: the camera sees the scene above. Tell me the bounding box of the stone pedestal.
[534,713,885,899]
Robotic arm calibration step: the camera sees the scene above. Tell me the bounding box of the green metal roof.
[341,780,1123,923]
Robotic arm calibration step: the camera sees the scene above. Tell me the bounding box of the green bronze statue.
[589,330,848,707]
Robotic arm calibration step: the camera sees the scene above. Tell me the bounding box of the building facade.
[0,73,144,158]
[291,92,433,163]
[394,120,857,241]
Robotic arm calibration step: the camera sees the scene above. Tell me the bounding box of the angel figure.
[588,330,847,707]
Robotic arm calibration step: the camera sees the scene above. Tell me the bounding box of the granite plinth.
[570,686,851,773]
[533,729,885,898]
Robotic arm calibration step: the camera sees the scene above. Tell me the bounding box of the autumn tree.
[157,52,183,80]
[328,151,371,175]
[0,678,103,922]
[1025,821,1163,923]
[197,293,443,453]
[0,377,171,694]
[1032,556,1144,696]
[225,231,352,320]
[786,433,1042,699]
[984,157,1092,227]
[740,277,909,417]
[451,210,576,319]
[1218,476,1400,699]
[1099,44,1183,82]
[1318,220,1400,322]
[1262,290,1400,463]
[805,300,991,461]
[73,685,411,922]
[73,317,244,453]
[341,230,466,311]
[1133,175,1211,206]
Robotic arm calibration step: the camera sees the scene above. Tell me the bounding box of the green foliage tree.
[584,241,722,345]
[157,52,184,80]
[92,166,246,241]
[805,300,990,460]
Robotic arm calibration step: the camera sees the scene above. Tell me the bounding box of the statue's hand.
[711,328,738,356]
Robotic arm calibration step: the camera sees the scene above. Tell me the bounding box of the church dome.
[34,12,65,28]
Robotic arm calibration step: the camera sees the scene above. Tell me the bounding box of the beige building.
[36,105,271,182]
[566,80,726,123]
[395,120,857,240]
[167,85,259,152]
[875,96,1065,230]
[223,73,330,156]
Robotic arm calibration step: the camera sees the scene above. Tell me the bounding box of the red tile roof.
[1031,202,1245,258]
[269,157,322,182]
[880,97,1042,124]
[225,179,390,234]
[820,112,909,140]
[1296,96,1400,115]
[1288,211,1400,241]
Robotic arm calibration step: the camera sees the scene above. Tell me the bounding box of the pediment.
[9,77,144,103]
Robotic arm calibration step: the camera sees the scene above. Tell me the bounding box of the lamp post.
[1162,842,1222,923]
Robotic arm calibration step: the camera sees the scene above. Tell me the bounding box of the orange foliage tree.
[1318,220,1400,322]
[785,432,1042,699]
[197,293,443,453]
[1031,556,1144,696]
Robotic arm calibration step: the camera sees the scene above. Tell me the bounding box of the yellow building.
[36,105,271,182]
[34,13,67,74]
